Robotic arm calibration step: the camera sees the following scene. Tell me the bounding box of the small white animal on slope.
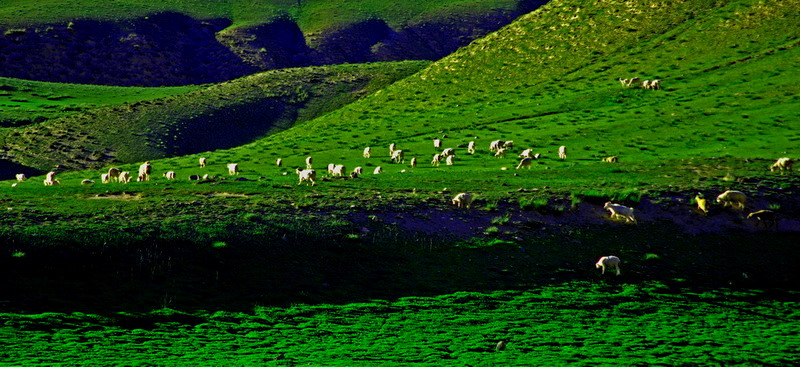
[716,190,746,210]
[119,171,132,183]
[441,148,455,157]
[107,167,121,183]
[389,143,397,156]
[227,163,239,175]
[558,146,567,160]
[431,154,442,166]
[391,149,405,164]
[138,161,152,181]
[596,256,621,275]
[296,168,316,186]
[490,140,504,152]
[433,138,441,149]
[467,141,476,155]
[452,193,473,209]
[373,166,383,175]
[516,157,532,170]
[445,155,455,166]
[276,158,283,167]
[15,173,26,182]
[164,171,176,180]
[363,147,371,159]
[410,157,417,168]
[305,156,313,169]
[353,167,363,175]
[43,171,59,186]
[770,157,793,173]
[494,148,508,158]
[199,157,207,168]
[604,202,636,222]
[101,173,110,184]
[332,164,346,177]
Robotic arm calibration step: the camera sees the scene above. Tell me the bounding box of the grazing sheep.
[445,155,455,166]
[43,171,59,186]
[596,256,621,275]
[503,141,514,150]
[716,190,746,210]
[695,194,708,215]
[516,157,532,170]
[363,147,371,158]
[391,149,405,164]
[490,140,504,152]
[296,168,317,186]
[558,146,567,160]
[353,166,363,175]
[434,138,442,149]
[137,173,146,182]
[770,157,793,173]
[81,179,94,185]
[467,141,476,155]
[618,78,630,87]
[519,149,534,159]
[410,157,417,168]
[441,148,455,157]
[227,163,239,175]
[431,154,442,166]
[164,171,176,180]
[747,210,778,229]
[276,158,283,167]
[494,148,508,158]
[604,202,636,222]
[389,143,397,156]
[138,161,152,181]
[626,77,640,87]
[199,157,207,168]
[305,156,313,169]
[327,163,336,174]
[332,164,346,177]
[649,79,661,90]
[373,166,383,175]
[452,193,473,209]
[118,171,132,183]
[642,80,651,89]
[15,173,26,182]
[101,173,110,184]
[602,156,618,163]
[107,167,121,183]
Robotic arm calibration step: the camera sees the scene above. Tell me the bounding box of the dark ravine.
[0,1,549,86]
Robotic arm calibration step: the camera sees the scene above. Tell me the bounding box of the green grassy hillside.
[0,61,427,172]
[0,77,200,127]
[135,0,798,194]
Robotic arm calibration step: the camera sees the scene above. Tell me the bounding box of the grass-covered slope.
[0,61,427,173]
[164,0,799,193]
[0,77,200,127]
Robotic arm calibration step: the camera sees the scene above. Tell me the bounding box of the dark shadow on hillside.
[0,159,42,180]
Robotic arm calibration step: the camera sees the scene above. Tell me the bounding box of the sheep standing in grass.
[81,179,94,185]
[490,140,504,152]
[327,163,336,174]
[119,171,132,183]
[353,167,363,176]
[389,143,397,156]
[467,141,476,155]
[15,173,26,182]
[138,161,152,181]
[363,147,371,159]
[164,171,176,180]
[649,79,661,90]
[716,190,746,210]
[332,164,346,177]
[101,173,110,184]
[604,202,636,222]
[410,157,417,168]
[494,148,508,158]
[433,138,441,149]
[596,256,621,275]
[618,78,630,87]
[296,168,316,186]
[695,194,708,215]
[107,167,121,183]
[391,149,405,164]
[431,154,442,166]
[558,146,567,160]
[441,148,455,157]
[519,149,534,159]
[516,157,532,170]
[43,171,59,186]
[227,163,239,175]
[445,155,455,166]
[452,193,473,209]
[747,210,778,229]
[602,156,618,163]
[373,166,383,175]
[199,157,207,168]
[305,156,313,169]
[770,157,793,173]
[276,158,283,167]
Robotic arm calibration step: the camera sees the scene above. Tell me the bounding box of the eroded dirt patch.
[87,192,142,200]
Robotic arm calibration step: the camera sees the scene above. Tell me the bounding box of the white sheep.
[276,158,283,167]
[516,157,532,170]
[433,138,441,149]
[305,156,313,169]
[15,173,26,182]
[716,190,746,210]
[604,202,636,222]
[391,149,405,164]
[770,157,793,173]
[43,171,59,186]
[373,166,383,175]
[199,157,207,168]
[490,140,504,152]
[138,161,152,181]
[519,149,533,159]
[452,193,473,209]
[503,141,514,150]
[119,171,132,183]
[363,147,371,158]
[389,143,397,156]
[327,163,336,174]
[81,179,94,185]
[353,166,363,175]
[467,141,476,155]
[332,164,346,177]
[596,256,621,275]
[642,80,651,89]
[410,157,417,168]
[558,146,567,160]
[445,155,455,166]
[494,148,508,158]
[441,148,455,157]
[618,78,630,87]
[164,171,176,180]
[227,163,239,175]
[296,168,316,186]
[602,156,618,163]
[107,167,121,183]
[431,154,442,166]
[101,173,110,184]
[649,79,661,90]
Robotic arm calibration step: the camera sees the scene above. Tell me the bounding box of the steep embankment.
[0,1,546,86]
[0,61,427,175]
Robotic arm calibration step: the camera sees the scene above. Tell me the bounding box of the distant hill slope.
[0,61,427,175]
[0,1,546,86]
[208,0,798,169]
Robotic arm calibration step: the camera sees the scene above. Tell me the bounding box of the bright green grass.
[1,283,797,365]
[0,77,200,126]
[0,0,519,34]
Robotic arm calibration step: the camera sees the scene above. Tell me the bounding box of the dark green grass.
[0,77,200,127]
[1,284,797,365]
